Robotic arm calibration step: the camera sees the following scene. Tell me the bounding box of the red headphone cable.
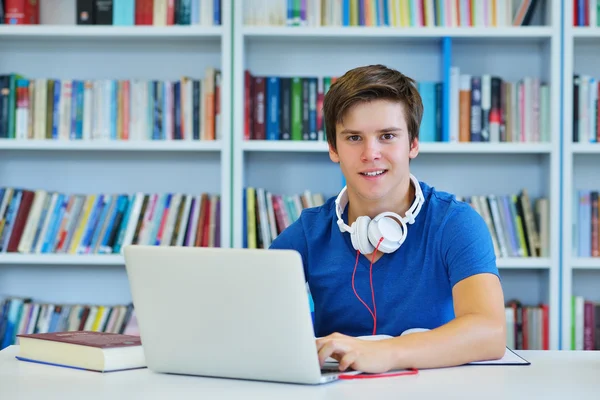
[351,237,384,336]
[346,238,420,379]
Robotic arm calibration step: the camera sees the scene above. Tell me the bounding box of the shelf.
[0,25,223,40]
[571,27,600,37]
[242,26,553,41]
[570,258,600,270]
[0,254,551,268]
[0,254,124,266]
[496,258,551,269]
[243,140,329,152]
[242,141,553,154]
[570,143,600,154]
[0,139,222,152]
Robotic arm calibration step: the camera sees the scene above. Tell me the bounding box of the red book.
[24,0,39,24]
[135,0,153,25]
[4,0,26,24]
[6,189,34,253]
[16,331,146,372]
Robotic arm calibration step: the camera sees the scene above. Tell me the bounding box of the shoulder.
[419,181,498,284]
[419,181,480,227]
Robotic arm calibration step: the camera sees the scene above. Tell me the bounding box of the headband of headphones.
[335,173,425,233]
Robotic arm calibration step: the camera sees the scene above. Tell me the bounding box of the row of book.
[572,75,600,143]
[244,70,551,144]
[245,0,542,28]
[0,187,222,255]
[0,296,138,350]
[0,295,549,351]
[0,69,221,141]
[570,295,600,351]
[244,71,334,142]
[573,0,600,27]
[448,67,550,144]
[505,300,549,350]
[458,191,549,258]
[575,190,600,257]
[242,186,549,258]
[0,0,221,26]
[244,187,326,249]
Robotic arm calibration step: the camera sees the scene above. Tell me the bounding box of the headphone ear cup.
[368,216,406,254]
[351,216,375,255]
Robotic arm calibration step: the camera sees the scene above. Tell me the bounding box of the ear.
[409,138,419,159]
[329,142,340,163]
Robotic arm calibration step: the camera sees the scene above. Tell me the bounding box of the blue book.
[213,0,220,25]
[70,80,79,140]
[1,299,24,349]
[441,37,452,142]
[41,194,67,254]
[191,0,199,24]
[0,190,22,252]
[78,195,105,254]
[418,82,437,142]
[52,80,61,139]
[266,77,280,140]
[113,194,137,254]
[342,0,350,26]
[113,0,135,25]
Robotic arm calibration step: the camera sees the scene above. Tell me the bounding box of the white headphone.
[335,174,425,255]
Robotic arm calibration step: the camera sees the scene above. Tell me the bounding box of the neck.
[347,175,416,226]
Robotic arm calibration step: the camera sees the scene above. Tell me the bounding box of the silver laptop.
[123,245,357,384]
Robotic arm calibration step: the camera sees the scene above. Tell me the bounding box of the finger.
[339,352,357,371]
[315,332,342,351]
[317,340,346,366]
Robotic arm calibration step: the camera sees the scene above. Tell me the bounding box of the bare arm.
[383,272,506,369]
[317,272,506,372]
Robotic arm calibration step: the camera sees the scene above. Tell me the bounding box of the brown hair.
[323,64,423,152]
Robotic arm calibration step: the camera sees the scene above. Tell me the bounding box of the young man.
[269,64,506,373]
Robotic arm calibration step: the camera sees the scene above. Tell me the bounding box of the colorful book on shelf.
[15,331,146,372]
[0,69,221,142]
[0,297,137,349]
[245,0,544,27]
[457,190,548,259]
[0,188,221,255]
[570,295,600,350]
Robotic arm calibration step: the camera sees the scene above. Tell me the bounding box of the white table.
[1,345,599,399]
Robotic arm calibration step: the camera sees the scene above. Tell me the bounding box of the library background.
[0,0,597,353]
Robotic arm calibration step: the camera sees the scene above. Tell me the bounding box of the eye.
[381,133,396,140]
[347,135,361,142]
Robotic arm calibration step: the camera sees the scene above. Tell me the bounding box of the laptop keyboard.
[321,362,346,374]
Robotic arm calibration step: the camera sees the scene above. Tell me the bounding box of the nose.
[361,137,382,162]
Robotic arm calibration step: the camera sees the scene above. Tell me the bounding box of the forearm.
[384,314,506,370]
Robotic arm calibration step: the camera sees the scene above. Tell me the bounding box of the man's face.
[329,99,419,202]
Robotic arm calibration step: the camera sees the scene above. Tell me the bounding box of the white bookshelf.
[0,0,232,305]
[0,139,223,152]
[0,0,567,350]
[561,2,600,351]
[0,254,123,266]
[0,25,223,39]
[242,26,554,39]
[570,258,600,270]
[232,2,561,349]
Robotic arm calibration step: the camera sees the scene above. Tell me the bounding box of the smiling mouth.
[360,170,388,177]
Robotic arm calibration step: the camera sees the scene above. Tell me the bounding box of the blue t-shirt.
[269,180,499,338]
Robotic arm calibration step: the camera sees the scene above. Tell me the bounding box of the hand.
[316,332,393,373]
